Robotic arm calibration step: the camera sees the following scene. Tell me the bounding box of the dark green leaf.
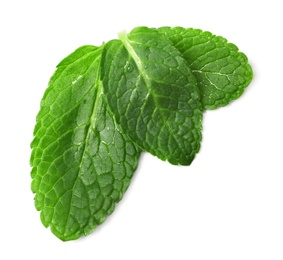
[101,27,203,165]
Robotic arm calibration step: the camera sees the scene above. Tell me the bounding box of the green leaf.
[30,45,141,241]
[101,27,203,166]
[31,26,254,241]
[157,27,253,109]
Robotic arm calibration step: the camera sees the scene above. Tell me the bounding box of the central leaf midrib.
[62,52,103,237]
[119,32,189,161]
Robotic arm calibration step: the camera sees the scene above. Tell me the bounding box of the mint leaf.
[101,27,203,165]
[30,45,140,241]
[31,27,253,241]
[157,27,253,109]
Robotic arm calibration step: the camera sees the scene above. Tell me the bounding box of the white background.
[1,0,282,259]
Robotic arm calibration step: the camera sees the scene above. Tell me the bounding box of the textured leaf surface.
[101,27,202,165]
[30,45,140,241]
[157,27,253,109]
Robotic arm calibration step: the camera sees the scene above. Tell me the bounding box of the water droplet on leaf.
[124,62,133,72]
